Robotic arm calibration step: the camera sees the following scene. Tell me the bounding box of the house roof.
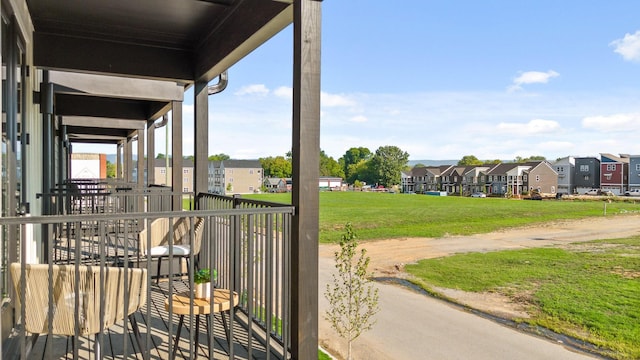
[154,158,195,168]
[600,153,630,163]
[264,178,284,186]
[216,159,262,169]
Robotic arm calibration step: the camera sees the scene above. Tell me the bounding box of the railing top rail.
[0,207,295,226]
[197,192,292,208]
[36,189,187,197]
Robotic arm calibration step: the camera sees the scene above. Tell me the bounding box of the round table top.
[165,289,239,315]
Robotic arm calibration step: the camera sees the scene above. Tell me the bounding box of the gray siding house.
[573,157,600,194]
[553,156,575,195]
[628,155,640,191]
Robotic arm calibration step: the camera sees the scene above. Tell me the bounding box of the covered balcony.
[0,1,321,359]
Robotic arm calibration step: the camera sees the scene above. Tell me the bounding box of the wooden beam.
[50,71,184,102]
[34,32,194,82]
[290,1,321,359]
[195,0,291,81]
[55,94,152,119]
[62,117,146,130]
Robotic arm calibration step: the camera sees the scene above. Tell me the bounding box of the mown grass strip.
[404,237,640,359]
[247,192,640,243]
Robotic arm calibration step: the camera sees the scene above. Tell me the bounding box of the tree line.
[259,146,409,188]
[106,152,546,186]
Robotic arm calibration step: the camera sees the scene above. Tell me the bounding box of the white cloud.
[321,92,356,107]
[496,119,561,135]
[273,86,292,100]
[235,84,269,96]
[582,113,640,132]
[508,70,559,91]
[610,31,640,62]
[349,115,368,123]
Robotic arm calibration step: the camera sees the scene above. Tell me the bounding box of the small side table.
[165,289,239,359]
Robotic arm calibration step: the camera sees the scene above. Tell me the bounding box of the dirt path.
[319,213,640,358]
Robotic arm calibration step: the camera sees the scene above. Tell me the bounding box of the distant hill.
[407,160,457,167]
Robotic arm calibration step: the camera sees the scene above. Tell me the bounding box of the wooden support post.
[291,0,321,358]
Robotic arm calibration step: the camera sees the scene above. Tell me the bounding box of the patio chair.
[10,263,147,359]
[138,217,204,284]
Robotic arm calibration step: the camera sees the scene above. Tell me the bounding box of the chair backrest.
[138,217,204,256]
[10,263,147,336]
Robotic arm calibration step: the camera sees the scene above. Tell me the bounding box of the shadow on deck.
[7,278,282,360]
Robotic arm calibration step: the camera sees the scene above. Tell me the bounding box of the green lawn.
[405,237,640,359]
[246,192,640,243]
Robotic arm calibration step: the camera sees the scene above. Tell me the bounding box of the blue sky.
[78,1,640,161]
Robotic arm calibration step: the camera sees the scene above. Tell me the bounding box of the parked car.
[470,192,486,198]
[584,188,600,195]
[624,189,640,196]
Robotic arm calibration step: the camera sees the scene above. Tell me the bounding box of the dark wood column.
[194,80,209,199]
[291,0,321,358]
[171,101,183,210]
[136,129,144,186]
[146,120,155,185]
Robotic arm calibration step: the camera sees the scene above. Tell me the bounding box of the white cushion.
[149,245,191,257]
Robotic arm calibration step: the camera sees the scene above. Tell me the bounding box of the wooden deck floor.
[9,279,284,360]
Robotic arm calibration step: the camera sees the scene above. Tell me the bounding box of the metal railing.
[196,193,293,357]
[0,194,294,359]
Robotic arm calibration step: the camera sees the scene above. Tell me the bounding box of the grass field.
[246,192,640,243]
[405,237,640,359]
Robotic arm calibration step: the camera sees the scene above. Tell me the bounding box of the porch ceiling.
[27,0,293,83]
[50,71,181,142]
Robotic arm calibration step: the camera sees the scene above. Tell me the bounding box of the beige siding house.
[209,160,263,195]
[152,158,194,193]
[523,161,559,194]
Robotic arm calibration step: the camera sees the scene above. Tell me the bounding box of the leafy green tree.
[156,153,166,159]
[514,155,546,163]
[106,161,116,178]
[340,147,372,181]
[413,163,426,168]
[458,155,484,166]
[320,150,345,178]
[369,145,409,188]
[325,223,379,360]
[260,156,292,178]
[208,153,231,161]
[347,159,376,185]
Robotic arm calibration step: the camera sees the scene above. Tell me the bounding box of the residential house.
[401,170,414,193]
[209,160,263,195]
[484,163,510,196]
[600,153,629,195]
[70,153,107,179]
[629,155,640,191]
[573,157,601,194]
[319,177,343,190]
[523,161,559,194]
[153,158,194,192]
[441,166,474,195]
[463,166,491,195]
[264,177,288,193]
[484,162,546,196]
[553,156,575,195]
[506,163,540,196]
[414,165,452,193]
